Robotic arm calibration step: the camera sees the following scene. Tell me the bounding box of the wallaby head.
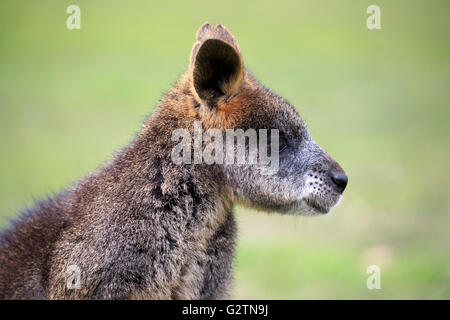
[175,23,347,215]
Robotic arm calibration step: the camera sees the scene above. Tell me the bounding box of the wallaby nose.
[329,171,348,194]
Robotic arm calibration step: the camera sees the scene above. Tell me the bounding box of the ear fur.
[190,23,244,105]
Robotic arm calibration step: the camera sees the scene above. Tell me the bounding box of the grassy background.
[0,0,449,299]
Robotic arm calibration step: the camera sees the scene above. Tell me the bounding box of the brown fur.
[0,23,347,299]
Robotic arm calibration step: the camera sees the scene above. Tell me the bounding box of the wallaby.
[0,23,347,299]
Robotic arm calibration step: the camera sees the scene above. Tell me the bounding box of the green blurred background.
[0,0,449,299]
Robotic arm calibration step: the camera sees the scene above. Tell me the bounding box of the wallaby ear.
[190,23,244,105]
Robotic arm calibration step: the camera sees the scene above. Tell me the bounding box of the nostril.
[330,171,348,193]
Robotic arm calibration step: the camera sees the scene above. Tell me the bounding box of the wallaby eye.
[276,136,288,152]
[267,135,288,153]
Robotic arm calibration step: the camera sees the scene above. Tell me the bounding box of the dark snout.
[309,142,348,194]
[329,171,348,194]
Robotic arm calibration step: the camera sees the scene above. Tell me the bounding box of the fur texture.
[0,23,347,299]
